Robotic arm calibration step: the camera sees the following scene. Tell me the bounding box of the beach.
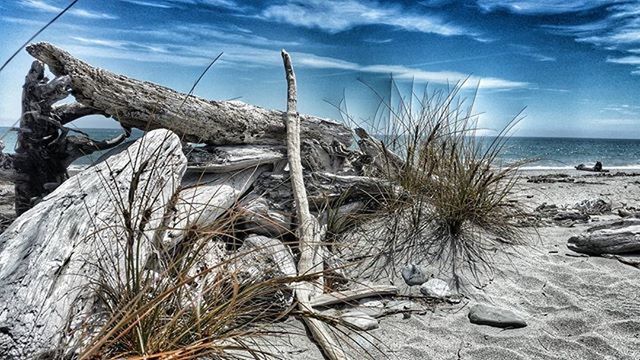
[254,168,640,360]
[1,166,639,359]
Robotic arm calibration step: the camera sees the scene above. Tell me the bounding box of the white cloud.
[261,0,479,39]
[607,55,640,65]
[477,0,610,14]
[120,0,173,9]
[21,0,118,19]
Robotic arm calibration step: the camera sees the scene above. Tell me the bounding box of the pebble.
[341,310,379,331]
[401,264,429,286]
[468,304,527,328]
[419,278,451,298]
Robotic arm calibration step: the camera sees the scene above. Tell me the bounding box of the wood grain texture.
[0,129,186,359]
[26,42,353,149]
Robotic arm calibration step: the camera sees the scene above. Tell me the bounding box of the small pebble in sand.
[419,278,451,298]
[340,310,379,331]
[401,264,429,286]
[468,304,527,329]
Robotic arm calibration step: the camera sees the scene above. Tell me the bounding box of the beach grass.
[337,79,531,288]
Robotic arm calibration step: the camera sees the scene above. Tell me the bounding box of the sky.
[1,0,640,138]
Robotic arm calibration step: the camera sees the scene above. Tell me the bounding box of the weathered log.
[185,144,286,174]
[164,166,271,252]
[236,194,292,238]
[568,219,640,255]
[51,102,105,125]
[0,129,186,359]
[26,43,353,151]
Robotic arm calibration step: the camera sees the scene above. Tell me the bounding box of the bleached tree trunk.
[281,50,348,360]
[25,43,353,161]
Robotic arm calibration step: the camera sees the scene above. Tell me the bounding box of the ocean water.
[0,127,142,167]
[497,136,640,170]
[2,127,640,170]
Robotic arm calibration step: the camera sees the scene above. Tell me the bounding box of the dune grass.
[337,79,531,288]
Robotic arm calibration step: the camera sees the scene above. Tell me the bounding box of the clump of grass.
[338,79,531,288]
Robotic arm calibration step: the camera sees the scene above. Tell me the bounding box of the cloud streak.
[21,0,118,19]
[60,32,528,90]
[477,0,610,14]
[260,0,480,39]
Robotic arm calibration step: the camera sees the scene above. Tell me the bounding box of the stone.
[468,304,527,329]
[401,264,429,286]
[419,278,452,298]
[340,310,379,331]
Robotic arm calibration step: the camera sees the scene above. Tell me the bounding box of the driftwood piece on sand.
[0,130,186,359]
[568,219,640,255]
[26,43,352,150]
[310,284,399,308]
[282,50,347,360]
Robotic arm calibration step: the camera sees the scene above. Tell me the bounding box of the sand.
[260,170,640,359]
[1,171,639,359]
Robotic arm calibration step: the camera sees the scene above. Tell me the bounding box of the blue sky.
[1,0,640,138]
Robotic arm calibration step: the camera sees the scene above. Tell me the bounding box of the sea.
[2,127,640,170]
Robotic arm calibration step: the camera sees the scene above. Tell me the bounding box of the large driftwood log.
[25,43,353,152]
[568,219,640,255]
[0,130,186,359]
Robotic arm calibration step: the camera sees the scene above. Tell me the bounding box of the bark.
[25,43,353,153]
[0,130,186,359]
[568,219,640,255]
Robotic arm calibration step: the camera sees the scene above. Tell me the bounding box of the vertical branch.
[282,50,347,360]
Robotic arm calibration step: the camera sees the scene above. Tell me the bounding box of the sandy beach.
[1,167,639,359]
[255,169,640,360]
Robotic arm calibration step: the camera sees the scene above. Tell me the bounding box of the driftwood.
[26,42,352,172]
[282,50,347,360]
[0,130,186,359]
[310,284,399,308]
[10,60,127,215]
[185,145,286,174]
[354,127,404,177]
[575,162,609,173]
[568,219,640,255]
[165,166,272,248]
